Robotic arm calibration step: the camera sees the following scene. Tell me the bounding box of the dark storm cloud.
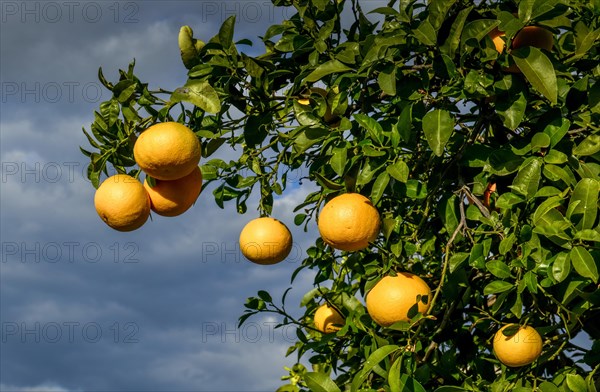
[1,1,320,390]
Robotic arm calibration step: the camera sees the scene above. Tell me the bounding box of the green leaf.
[512,47,557,104]
[486,260,512,279]
[100,99,120,127]
[244,114,270,147]
[574,21,600,58]
[551,252,570,282]
[499,233,517,255]
[300,287,320,307]
[351,345,399,392]
[511,158,542,199]
[483,281,514,295]
[542,115,569,148]
[434,387,468,392]
[305,60,353,83]
[449,253,470,273]
[461,19,498,50]
[496,91,527,131]
[257,290,272,302]
[388,356,403,392]
[422,109,454,157]
[371,172,390,206]
[293,127,329,154]
[510,292,523,318]
[392,374,427,392]
[543,149,568,164]
[355,114,384,145]
[532,197,569,227]
[315,172,344,191]
[496,192,525,209]
[428,0,458,30]
[218,15,236,49]
[294,213,307,226]
[538,381,560,392]
[543,164,576,186]
[171,80,221,114]
[178,25,202,69]
[386,161,409,183]
[566,374,588,392]
[378,65,397,96]
[574,229,600,242]
[304,372,342,392]
[524,271,538,294]
[406,179,427,199]
[396,104,413,145]
[567,178,599,230]
[330,147,347,177]
[531,133,551,151]
[573,134,600,156]
[570,246,599,282]
[413,20,437,46]
[440,6,473,56]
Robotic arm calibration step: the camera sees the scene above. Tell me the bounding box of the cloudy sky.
[0,1,390,390]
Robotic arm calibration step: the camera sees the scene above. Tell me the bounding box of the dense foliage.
[81,0,600,390]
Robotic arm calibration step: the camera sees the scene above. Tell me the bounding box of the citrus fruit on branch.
[144,166,203,217]
[366,273,432,327]
[314,304,345,334]
[239,217,293,265]
[133,121,201,180]
[493,324,543,367]
[489,25,553,73]
[317,193,380,252]
[94,174,151,231]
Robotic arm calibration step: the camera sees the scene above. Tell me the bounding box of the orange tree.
[80,0,600,390]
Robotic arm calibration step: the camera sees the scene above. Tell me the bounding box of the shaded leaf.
[422,109,454,157]
[386,160,409,183]
[351,345,399,392]
[483,280,514,295]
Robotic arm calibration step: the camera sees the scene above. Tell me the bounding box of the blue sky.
[0,1,376,390]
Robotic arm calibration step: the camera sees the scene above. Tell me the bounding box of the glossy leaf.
[567,178,599,230]
[351,345,399,392]
[304,372,342,392]
[511,158,542,199]
[512,47,557,104]
[573,134,600,156]
[570,246,599,282]
[171,80,221,113]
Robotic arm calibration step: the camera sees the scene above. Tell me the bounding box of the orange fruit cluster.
[94,122,202,231]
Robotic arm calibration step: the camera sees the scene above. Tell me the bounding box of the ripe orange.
[314,304,345,334]
[366,273,431,327]
[143,166,202,217]
[493,324,543,367]
[317,193,380,251]
[94,174,151,231]
[489,26,553,73]
[133,122,201,180]
[239,217,293,265]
